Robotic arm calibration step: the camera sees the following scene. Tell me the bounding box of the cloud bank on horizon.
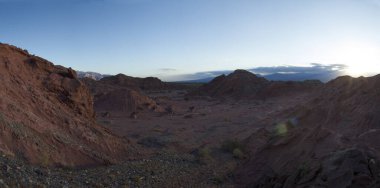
[161,63,348,82]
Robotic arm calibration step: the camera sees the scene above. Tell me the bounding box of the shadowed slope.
[236,75,380,187]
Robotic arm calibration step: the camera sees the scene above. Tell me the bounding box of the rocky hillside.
[256,80,323,99]
[0,43,130,167]
[99,74,168,91]
[191,69,269,98]
[236,75,380,187]
[82,77,162,115]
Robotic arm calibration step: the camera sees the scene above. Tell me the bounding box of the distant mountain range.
[77,71,111,80]
[78,68,344,83]
[179,71,344,83]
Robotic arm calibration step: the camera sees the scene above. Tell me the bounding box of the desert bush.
[221,139,245,153]
[183,114,193,119]
[223,118,231,122]
[272,118,298,137]
[137,136,167,148]
[221,139,246,159]
[297,162,311,179]
[132,175,144,186]
[232,148,245,159]
[212,176,224,185]
[196,147,213,164]
[40,151,50,167]
[0,112,5,124]
[97,120,112,125]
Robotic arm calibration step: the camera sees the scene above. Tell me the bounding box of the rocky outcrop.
[0,43,130,167]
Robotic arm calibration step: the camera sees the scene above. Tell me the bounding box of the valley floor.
[0,90,311,187]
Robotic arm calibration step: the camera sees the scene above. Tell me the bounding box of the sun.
[331,40,380,77]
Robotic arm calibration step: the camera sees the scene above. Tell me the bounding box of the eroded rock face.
[0,43,129,167]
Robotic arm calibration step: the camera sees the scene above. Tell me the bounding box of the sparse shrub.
[221,139,245,153]
[100,112,110,118]
[212,175,224,185]
[152,127,163,133]
[97,120,112,125]
[0,112,5,124]
[221,139,246,159]
[287,118,298,127]
[41,151,50,167]
[274,123,288,136]
[272,118,298,137]
[196,147,213,164]
[223,118,231,122]
[183,114,193,119]
[297,162,311,179]
[132,175,144,185]
[137,136,167,148]
[233,148,245,159]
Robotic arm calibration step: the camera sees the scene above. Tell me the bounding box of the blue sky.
[1,0,380,81]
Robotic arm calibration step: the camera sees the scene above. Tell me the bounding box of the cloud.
[159,68,178,72]
[250,63,347,75]
[165,63,348,82]
[165,70,232,81]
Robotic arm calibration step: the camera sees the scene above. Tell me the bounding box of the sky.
[1,0,380,81]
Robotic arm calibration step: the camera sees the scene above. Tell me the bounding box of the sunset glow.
[332,40,380,76]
